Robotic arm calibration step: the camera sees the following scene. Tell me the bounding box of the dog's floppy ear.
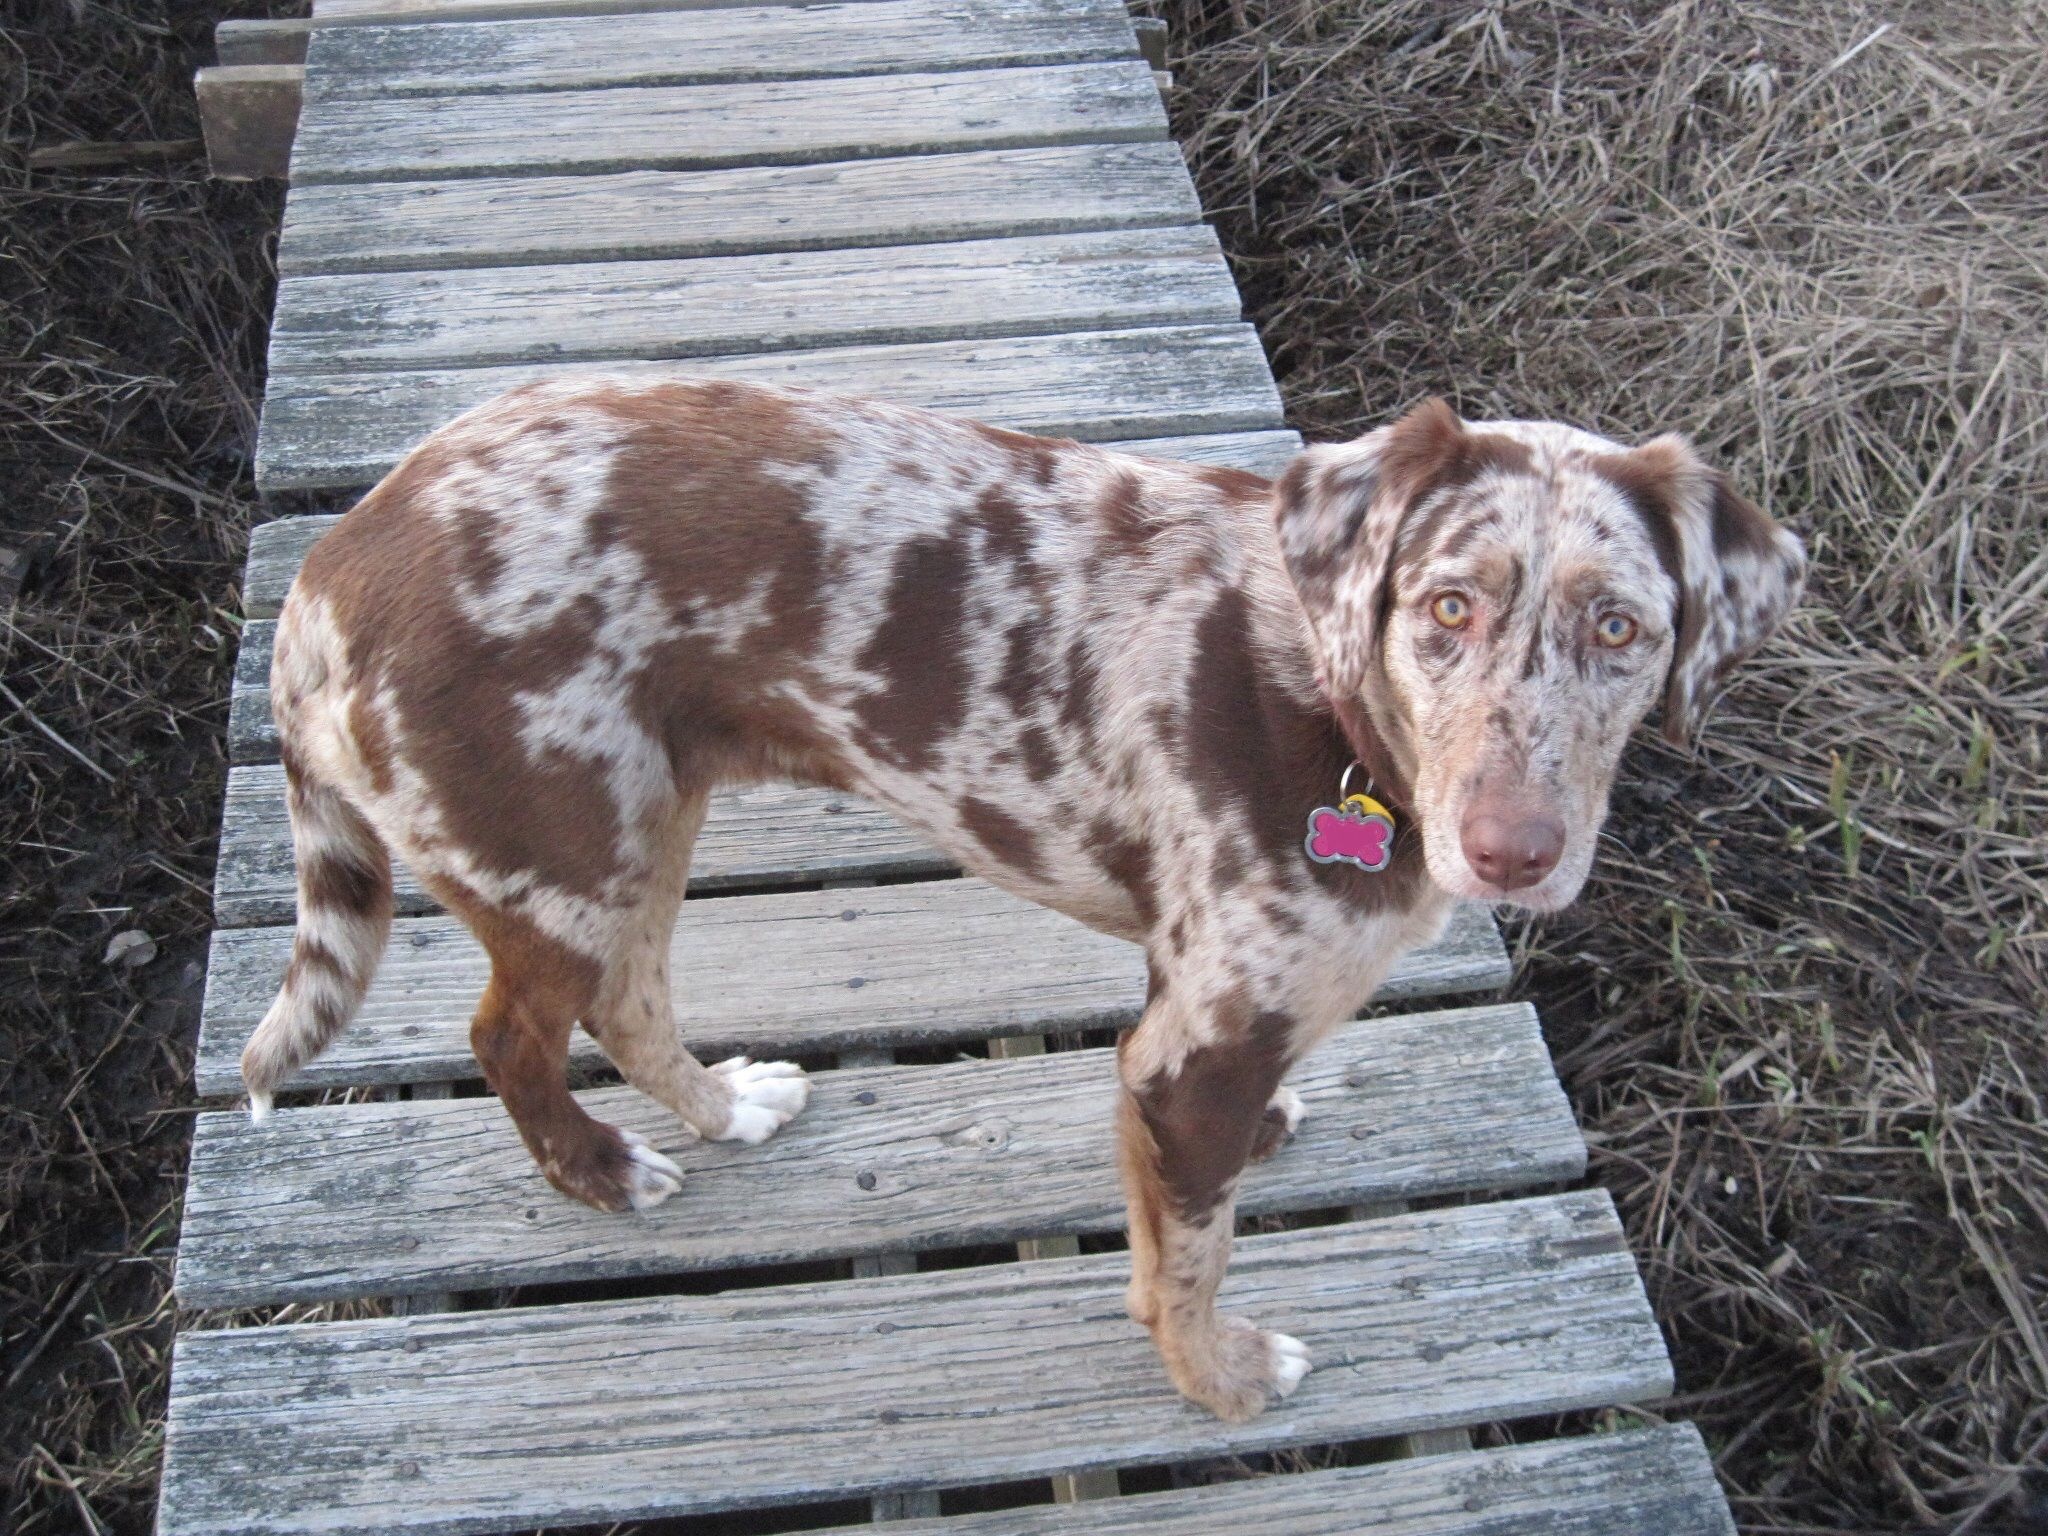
[1273,397,1477,695]
[1597,436,1807,745]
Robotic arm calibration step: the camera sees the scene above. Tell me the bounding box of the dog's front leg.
[1115,973,1312,1421]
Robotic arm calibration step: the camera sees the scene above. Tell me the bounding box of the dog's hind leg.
[461,909,684,1213]
[582,788,811,1145]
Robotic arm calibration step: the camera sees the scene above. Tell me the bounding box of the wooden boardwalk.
[163,1,1739,1531]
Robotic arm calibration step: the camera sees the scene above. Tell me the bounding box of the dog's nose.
[1459,809,1565,891]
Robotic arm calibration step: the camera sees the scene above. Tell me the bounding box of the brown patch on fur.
[1190,463,1272,499]
[852,525,975,770]
[1056,636,1102,748]
[994,615,1047,719]
[1184,585,1421,899]
[968,420,1070,487]
[302,551,638,900]
[1278,399,1534,624]
[972,485,1035,569]
[1017,722,1059,783]
[1379,398,1535,507]
[1588,444,1688,584]
[959,794,1046,879]
[296,826,388,917]
[1129,999,1295,1222]
[1087,816,1157,931]
[602,383,841,666]
[1586,442,1699,743]
[344,692,397,798]
[1096,469,1151,554]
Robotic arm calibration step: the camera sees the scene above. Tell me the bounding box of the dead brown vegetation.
[1139,0,2047,1529]
[1,4,281,1531]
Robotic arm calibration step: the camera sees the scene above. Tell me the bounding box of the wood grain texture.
[278,141,1203,274]
[215,16,313,64]
[237,429,1299,620]
[175,1002,1581,1305]
[313,0,899,20]
[267,227,1240,373]
[194,878,1509,1093]
[289,60,1167,183]
[216,770,945,926]
[227,622,276,763]
[800,1427,1735,1536]
[254,324,1286,491]
[156,1192,1672,1536]
[308,0,1140,98]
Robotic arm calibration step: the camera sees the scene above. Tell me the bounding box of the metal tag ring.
[1339,760,1375,802]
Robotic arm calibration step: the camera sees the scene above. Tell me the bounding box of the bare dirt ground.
[3,2,2042,1534]
[2,3,281,1530]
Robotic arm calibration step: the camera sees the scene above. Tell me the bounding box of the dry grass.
[1139,0,2047,1529]
[0,3,282,1531]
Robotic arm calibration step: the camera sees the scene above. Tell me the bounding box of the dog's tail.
[240,612,394,1121]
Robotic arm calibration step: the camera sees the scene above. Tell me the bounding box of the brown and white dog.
[246,380,1803,1420]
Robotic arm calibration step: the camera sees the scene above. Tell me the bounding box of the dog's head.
[1275,398,1805,911]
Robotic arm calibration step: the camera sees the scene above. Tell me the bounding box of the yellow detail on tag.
[1340,792,1396,830]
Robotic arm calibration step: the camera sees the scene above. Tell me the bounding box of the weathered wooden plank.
[308,0,1139,99]
[176,1002,1579,1306]
[216,17,313,65]
[289,61,1167,184]
[313,0,899,20]
[195,63,303,180]
[227,624,275,763]
[236,430,1297,622]
[278,141,1203,274]
[804,1427,1735,1536]
[267,227,1239,374]
[194,880,1508,1094]
[157,1191,1671,1536]
[255,324,1285,491]
[1131,16,1168,70]
[217,769,942,926]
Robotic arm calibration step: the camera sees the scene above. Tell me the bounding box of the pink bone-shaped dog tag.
[1304,803,1394,873]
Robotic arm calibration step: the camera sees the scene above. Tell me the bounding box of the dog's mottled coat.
[247,380,1803,1420]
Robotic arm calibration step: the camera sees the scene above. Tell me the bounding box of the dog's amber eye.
[1430,593,1472,630]
[1595,613,1638,648]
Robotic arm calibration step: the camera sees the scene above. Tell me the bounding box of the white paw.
[1269,1332,1313,1397]
[712,1057,811,1144]
[1269,1085,1307,1135]
[619,1129,684,1210]
[248,1089,274,1125]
